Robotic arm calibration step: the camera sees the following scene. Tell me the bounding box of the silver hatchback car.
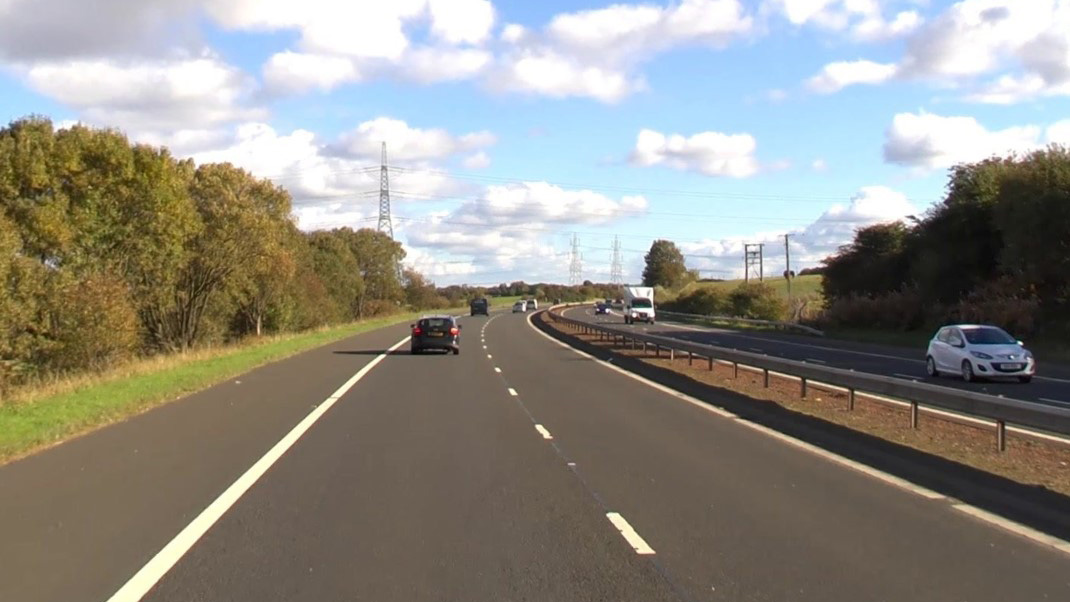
[926,324,1035,383]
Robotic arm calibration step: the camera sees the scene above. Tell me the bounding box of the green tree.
[821,222,911,301]
[642,239,688,288]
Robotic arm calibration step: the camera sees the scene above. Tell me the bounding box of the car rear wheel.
[1018,375,1032,383]
[411,347,421,355]
[926,356,938,377]
[452,347,460,355]
[961,360,975,382]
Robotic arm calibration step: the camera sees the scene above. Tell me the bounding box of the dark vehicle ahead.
[470,297,489,316]
[595,302,610,315]
[411,315,461,355]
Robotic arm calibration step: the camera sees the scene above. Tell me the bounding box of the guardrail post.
[708,357,714,371]
[847,388,855,410]
[656,345,661,358]
[763,368,770,388]
[996,420,1006,452]
[643,341,648,354]
[910,401,919,429]
[631,338,636,350]
[733,362,738,378]
[800,378,807,399]
[669,348,675,361]
[688,351,693,366]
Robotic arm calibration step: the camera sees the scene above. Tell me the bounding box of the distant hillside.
[676,274,823,302]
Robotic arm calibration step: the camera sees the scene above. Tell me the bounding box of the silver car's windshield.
[962,327,1016,345]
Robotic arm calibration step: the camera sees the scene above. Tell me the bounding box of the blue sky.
[2,0,1069,285]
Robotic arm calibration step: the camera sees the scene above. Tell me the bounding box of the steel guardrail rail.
[544,305,1070,450]
[656,310,826,336]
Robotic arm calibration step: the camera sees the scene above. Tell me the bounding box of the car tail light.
[449,327,459,335]
[412,327,422,336]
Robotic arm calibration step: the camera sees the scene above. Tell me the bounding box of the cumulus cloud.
[809,1,1070,102]
[882,111,1070,169]
[327,117,496,162]
[18,53,263,132]
[491,0,752,102]
[462,151,491,169]
[764,0,923,41]
[630,128,760,178]
[806,59,898,93]
[680,186,919,277]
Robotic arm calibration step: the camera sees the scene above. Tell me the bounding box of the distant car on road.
[469,297,489,316]
[926,324,1034,383]
[512,300,527,313]
[595,302,610,315]
[527,298,538,311]
[411,315,461,355]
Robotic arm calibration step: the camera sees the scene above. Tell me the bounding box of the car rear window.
[962,327,1015,345]
[421,318,451,329]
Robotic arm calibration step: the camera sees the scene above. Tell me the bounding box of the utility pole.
[744,243,764,282]
[376,141,402,281]
[610,236,624,285]
[569,234,583,285]
[784,234,793,305]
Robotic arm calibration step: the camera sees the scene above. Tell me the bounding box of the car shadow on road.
[533,311,1070,544]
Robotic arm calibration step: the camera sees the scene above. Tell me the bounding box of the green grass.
[0,308,471,465]
[678,274,824,301]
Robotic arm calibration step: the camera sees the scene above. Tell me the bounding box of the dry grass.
[548,319,1070,497]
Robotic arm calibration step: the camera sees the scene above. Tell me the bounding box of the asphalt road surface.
[566,305,1070,408]
[1,308,1068,602]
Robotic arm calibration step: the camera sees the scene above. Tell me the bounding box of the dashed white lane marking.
[535,424,553,439]
[487,354,493,359]
[748,347,763,353]
[494,367,502,373]
[508,388,518,396]
[567,462,576,467]
[952,504,1070,556]
[606,512,656,555]
[106,336,411,602]
[806,358,827,364]
[894,373,920,380]
[482,345,487,350]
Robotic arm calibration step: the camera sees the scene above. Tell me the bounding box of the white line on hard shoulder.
[952,504,1070,556]
[606,512,655,555]
[1041,397,1070,407]
[105,335,411,602]
[806,358,827,364]
[535,424,553,439]
[894,373,920,380]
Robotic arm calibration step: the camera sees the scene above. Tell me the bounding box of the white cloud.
[881,111,1060,169]
[681,186,919,277]
[328,117,496,162]
[492,0,751,102]
[812,158,828,171]
[490,48,643,103]
[427,0,495,45]
[18,53,262,131]
[764,0,922,40]
[263,51,361,94]
[630,128,760,178]
[401,47,493,84]
[806,59,898,93]
[462,151,491,169]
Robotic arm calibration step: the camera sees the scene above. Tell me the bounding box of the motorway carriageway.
[0,309,1068,601]
[566,305,1070,409]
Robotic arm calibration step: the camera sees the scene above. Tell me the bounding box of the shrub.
[819,289,926,331]
[728,283,785,321]
[666,287,729,315]
[49,272,140,372]
[952,277,1041,337]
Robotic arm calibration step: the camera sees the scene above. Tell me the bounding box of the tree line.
[0,117,446,391]
[820,146,1070,339]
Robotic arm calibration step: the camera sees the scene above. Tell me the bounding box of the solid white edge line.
[535,424,553,439]
[508,387,518,396]
[528,310,951,501]
[606,512,655,555]
[952,504,1070,556]
[105,336,411,602]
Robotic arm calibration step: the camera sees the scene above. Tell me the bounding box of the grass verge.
[544,317,1070,497]
[0,307,471,465]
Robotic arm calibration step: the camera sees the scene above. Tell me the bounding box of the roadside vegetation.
[819,146,1070,349]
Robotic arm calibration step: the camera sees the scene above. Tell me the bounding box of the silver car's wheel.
[926,356,938,377]
[961,360,974,383]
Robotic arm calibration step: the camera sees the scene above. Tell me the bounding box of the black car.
[470,297,489,316]
[595,302,610,315]
[411,315,461,355]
